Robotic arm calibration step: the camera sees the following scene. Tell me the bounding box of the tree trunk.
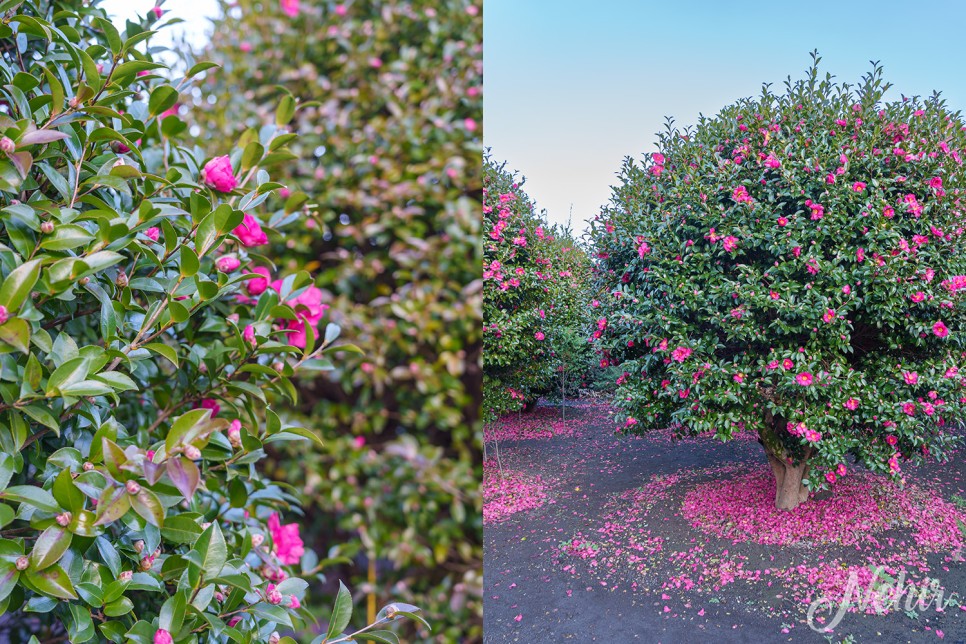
[767,454,809,510]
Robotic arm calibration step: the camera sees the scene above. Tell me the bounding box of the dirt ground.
[483,399,966,643]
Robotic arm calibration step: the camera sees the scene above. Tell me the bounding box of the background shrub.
[187,1,483,640]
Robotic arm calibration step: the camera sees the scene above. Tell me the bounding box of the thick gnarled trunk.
[759,407,811,511]
[767,454,809,510]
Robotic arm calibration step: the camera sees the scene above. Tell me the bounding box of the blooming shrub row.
[483,154,592,420]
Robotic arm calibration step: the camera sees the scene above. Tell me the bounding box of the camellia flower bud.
[0,137,14,154]
[216,255,241,273]
[0,305,8,325]
[200,155,238,192]
[78,277,90,286]
[272,361,285,373]
[226,313,240,324]
[153,628,173,644]
[119,570,133,582]
[125,480,141,495]
[56,512,71,527]
[243,324,256,345]
[116,270,128,288]
[141,557,154,571]
[184,445,201,460]
[68,96,80,109]
[251,533,264,547]
[40,220,54,234]
[82,461,94,471]
[266,583,283,605]
[228,419,242,448]
[144,227,160,242]
[268,633,280,644]
[15,556,28,571]
[134,540,145,553]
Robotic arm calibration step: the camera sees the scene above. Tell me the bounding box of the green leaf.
[160,515,202,545]
[21,404,59,433]
[180,245,199,277]
[0,561,18,604]
[195,521,226,578]
[272,426,324,448]
[354,631,400,644]
[0,258,41,312]
[252,602,293,628]
[95,536,121,578]
[93,486,130,526]
[104,596,133,617]
[185,62,219,78]
[0,318,29,353]
[0,454,13,491]
[52,468,84,513]
[276,94,296,126]
[29,525,71,570]
[165,408,211,453]
[27,564,77,600]
[241,141,264,170]
[144,342,178,368]
[159,591,186,633]
[1,485,59,513]
[46,356,91,396]
[39,224,94,251]
[326,581,353,639]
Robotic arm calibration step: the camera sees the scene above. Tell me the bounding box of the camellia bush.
[0,0,427,641]
[590,53,966,509]
[483,154,592,420]
[185,1,483,640]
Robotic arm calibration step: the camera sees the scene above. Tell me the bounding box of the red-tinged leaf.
[131,488,163,527]
[18,130,69,146]
[29,525,72,570]
[93,486,130,526]
[166,457,199,501]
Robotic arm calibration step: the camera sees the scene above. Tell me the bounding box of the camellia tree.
[590,54,966,510]
[0,0,427,641]
[188,1,483,640]
[483,154,591,420]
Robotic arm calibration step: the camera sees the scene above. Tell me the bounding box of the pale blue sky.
[483,0,966,232]
[103,0,218,49]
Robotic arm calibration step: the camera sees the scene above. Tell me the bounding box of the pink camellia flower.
[782,358,794,370]
[671,346,692,363]
[807,201,824,220]
[280,0,299,17]
[216,256,241,273]
[200,155,237,193]
[883,205,895,218]
[151,6,163,18]
[246,266,271,296]
[266,583,283,605]
[268,513,304,565]
[732,186,752,204]
[903,371,918,385]
[825,472,836,484]
[792,246,802,258]
[821,308,836,323]
[271,283,329,348]
[910,291,926,303]
[335,4,347,15]
[764,155,781,169]
[243,324,256,344]
[722,236,738,252]
[777,217,787,227]
[767,360,779,369]
[154,630,173,644]
[638,241,651,257]
[795,372,813,386]
[856,247,865,262]
[198,398,220,417]
[144,227,160,242]
[233,214,269,247]
[886,434,899,446]
[852,181,866,192]
[844,398,859,410]
[836,463,847,476]
[733,373,744,384]
[826,173,835,184]
[804,429,822,442]
[933,321,949,338]
[625,417,638,427]
[902,402,916,416]
[534,331,545,341]
[240,42,252,53]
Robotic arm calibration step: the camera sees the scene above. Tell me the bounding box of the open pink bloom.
[638,241,651,257]
[233,214,269,247]
[804,429,822,442]
[844,398,859,410]
[198,398,220,417]
[216,256,241,273]
[732,186,752,204]
[280,0,300,17]
[268,513,304,565]
[852,181,866,192]
[246,266,272,296]
[933,321,949,338]
[722,236,738,252]
[836,463,847,476]
[856,247,865,262]
[903,371,918,385]
[782,358,793,370]
[535,331,545,341]
[764,155,781,169]
[671,346,692,362]
[821,308,836,323]
[902,402,916,416]
[795,372,813,386]
[910,291,926,303]
[200,155,237,192]
[733,373,744,384]
[825,472,836,484]
[154,630,173,644]
[144,227,160,242]
[271,284,329,348]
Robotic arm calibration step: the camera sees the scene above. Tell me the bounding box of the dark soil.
[484,399,966,643]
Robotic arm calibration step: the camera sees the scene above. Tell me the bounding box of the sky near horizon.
[483,0,966,234]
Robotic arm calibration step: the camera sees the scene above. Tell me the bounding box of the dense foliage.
[589,54,966,508]
[483,155,592,420]
[191,0,483,640]
[0,0,426,641]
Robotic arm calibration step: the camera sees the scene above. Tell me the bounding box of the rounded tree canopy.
[590,53,966,498]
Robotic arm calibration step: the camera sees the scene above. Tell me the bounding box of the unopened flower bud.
[226,313,240,324]
[55,512,71,527]
[125,479,141,495]
[15,556,28,571]
[184,445,201,460]
[228,419,242,448]
[140,556,154,571]
[115,270,128,288]
[268,633,280,644]
[251,533,264,547]
[0,305,8,325]
[119,570,133,582]
[40,220,54,234]
[78,277,90,286]
[272,361,284,372]
[266,584,283,605]
[215,591,225,602]
[0,137,14,154]
[68,96,80,109]
[134,540,145,553]
[112,158,125,168]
